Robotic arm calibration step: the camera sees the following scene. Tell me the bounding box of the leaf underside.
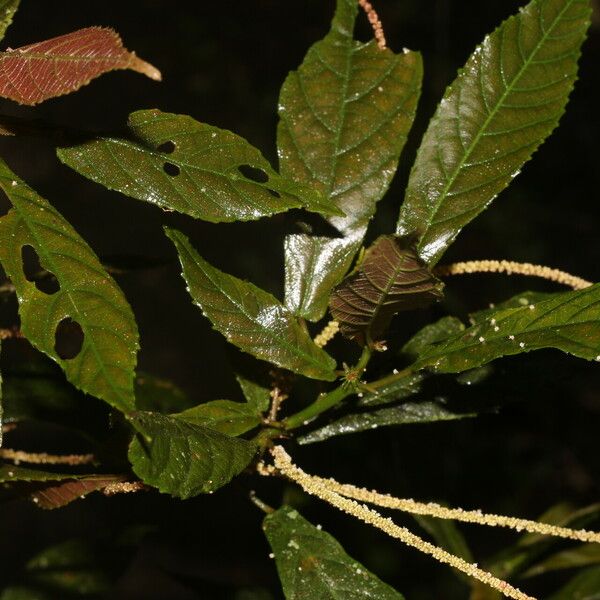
[0,27,160,105]
[128,411,256,498]
[165,227,337,381]
[58,109,338,224]
[31,476,127,509]
[330,235,444,344]
[0,160,139,412]
[280,0,423,321]
[263,505,405,599]
[397,0,592,265]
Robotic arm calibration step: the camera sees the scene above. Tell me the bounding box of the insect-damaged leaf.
[397,0,591,265]
[0,160,139,413]
[0,27,160,105]
[0,0,19,42]
[58,109,339,223]
[165,227,337,381]
[128,411,256,498]
[279,0,423,321]
[414,284,600,373]
[263,505,405,600]
[330,235,443,344]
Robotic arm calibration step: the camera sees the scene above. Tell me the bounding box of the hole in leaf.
[55,318,84,360]
[267,189,281,198]
[158,141,176,154]
[163,162,180,177]
[238,164,269,184]
[21,245,60,294]
[0,190,9,217]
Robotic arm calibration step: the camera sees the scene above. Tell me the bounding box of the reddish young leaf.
[0,27,161,105]
[31,475,127,509]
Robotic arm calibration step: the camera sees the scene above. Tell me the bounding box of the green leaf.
[0,339,3,448]
[0,0,19,42]
[414,284,600,373]
[0,162,138,412]
[401,316,465,359]
[128,411,256,498]
[236,374,270,413]
[165,227,337,381]
[279,0,423,321]
[0,464,82,482]
[57,109,339,223]
[357,371,423,407]
[522,544,600,579]
[263,505,404,599]
[397,0,591,265]
[330,235,444,344]
[469,291,555,324]
[298,400,472,444]
[135,372,194,413]
[176,400,262,437]
[548,566,600,600]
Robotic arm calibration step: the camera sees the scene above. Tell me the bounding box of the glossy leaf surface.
[357,372,424,408]
[0,0,19,41]
[330,235,443,344]
[176,400,262,437]
[298,400,472,444]
[166,228,337,381]
[0,161,139,412]
[58,109,338,223]
[415,284,600,373]
[0,28,160,105]
[236,374,270,413]
[128,411,255,498]
[280,0,423,321]
[263,505,404,599]
[397,0,591,264]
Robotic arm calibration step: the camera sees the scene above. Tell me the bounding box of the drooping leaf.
[128,411,256,498]
[298,400,472,445]
[279,0,423,321]
[135,372,194,413]
[0,464,82,482]
[397,0,592,265]
[0,27,160,105]
[0,161,139,413]
[401,316,465,359]
[236,374,270,413]
[58,109,339,224]
[263,505,405,599]
[330,235,444,344]
[176,400,262,437]
[548,566,600,600]
[357,371,424,407]
[31,476,127,509]
[414,284,600,373]
[522,544,600,579]
[0,0,19,42]
[284,234,359,322]
[165,227,337,381]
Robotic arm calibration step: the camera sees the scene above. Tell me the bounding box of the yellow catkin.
[313,320,340,348]
[435,260,592,291]
[272,446,535,600]
[102,481,147,495]
[0,448,95,466]
[358,0,387,49]
[311,476,600,544]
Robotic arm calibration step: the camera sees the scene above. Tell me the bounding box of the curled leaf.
[330,235,444,344]
[0,27,160,105]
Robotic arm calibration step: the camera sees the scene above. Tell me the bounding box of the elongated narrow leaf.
[58,109,338,224]
[358,372,424,407]
[522,544,600,579]
[401,316,465,359]
[398,0,591,265]
[165,228,337,381]
[128,411,255,498]
[0,27,160,105]
[0,464,82,482]
[330,235,444,344]
[0,0,19,41]
[0,161,139,412]
[470,291,554,324]
[31,475,127,509]
[280,0,423,321]
[549,566,600,600]
[298,400,472,444]
[414,284,600,373]
[263,505,404,599]
[176,400,262,437]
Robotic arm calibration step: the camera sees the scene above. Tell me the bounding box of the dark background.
[0,1,599,598]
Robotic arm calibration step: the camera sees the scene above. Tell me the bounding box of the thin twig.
[358,0,387,49]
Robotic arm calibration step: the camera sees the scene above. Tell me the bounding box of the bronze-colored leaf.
[31,475,126,509]
[0,27,160,105]
[330,235,443,344]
